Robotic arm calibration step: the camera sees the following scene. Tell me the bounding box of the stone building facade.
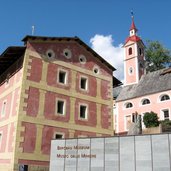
[0,36,120,170]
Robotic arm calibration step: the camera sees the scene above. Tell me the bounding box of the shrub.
[160,120,171,126]
[143,111,159,128]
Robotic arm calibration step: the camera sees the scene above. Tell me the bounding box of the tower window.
[79,105,87,119]
[139,48,142,55]
[58,70,67,84]
[128,47,132,55]
[56,100,65,115]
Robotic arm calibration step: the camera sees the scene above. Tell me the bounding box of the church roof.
[130,19,137,31]
[113,86,122,99]
[125,35,141,44]
[116,68,171,102]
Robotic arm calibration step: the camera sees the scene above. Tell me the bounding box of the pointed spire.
[125,10,142,44]
[130,10,137,31]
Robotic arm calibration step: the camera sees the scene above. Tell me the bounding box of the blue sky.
[1,0,171,80]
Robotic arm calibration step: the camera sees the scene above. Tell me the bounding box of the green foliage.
[160,120,171,126]
[160,120,171,132]
[143,111,159,128]
[145,40,171,72]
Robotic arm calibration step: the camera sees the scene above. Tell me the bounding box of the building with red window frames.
[0,35,120,170]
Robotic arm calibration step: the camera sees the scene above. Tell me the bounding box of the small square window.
[57,100,65,115]
[79,105,87,119]
[80,77,87,90]
[58,71,66,84]
[54,133,63,139]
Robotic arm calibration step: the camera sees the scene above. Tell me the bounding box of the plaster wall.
[13,40,114,170]
[0,65,23,170]
[117,90,171,133]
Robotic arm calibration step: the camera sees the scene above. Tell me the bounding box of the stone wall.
[50,133,171,171]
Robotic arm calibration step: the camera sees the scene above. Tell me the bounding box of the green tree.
[145,40,171,72]
[143,111,159,128]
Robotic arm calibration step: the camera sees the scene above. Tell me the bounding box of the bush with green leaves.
[143,111,159,128]
[160,120,171,126]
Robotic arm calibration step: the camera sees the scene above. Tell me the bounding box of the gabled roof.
[116,68,171,102]
[22,35,116,71]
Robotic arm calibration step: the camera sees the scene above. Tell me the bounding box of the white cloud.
[90,34,124,81]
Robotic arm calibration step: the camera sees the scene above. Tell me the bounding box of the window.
[54,133,64,139]
[162,109,170,120]
[161,95,170,101]
[79,55,86,64]
[63,49,72,59]
[56,100,65,115]
[80,77,88,90]
[139,48,142,55]
[93,66,100,74]
[142,99,150,105]
[58,70,67,84]
[128,47,132,55]
[1,101,7,117]
[46,49,55,59]
[79,105,87,119]
[125,102,133,108]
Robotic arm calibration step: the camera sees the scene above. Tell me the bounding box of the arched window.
[128,47,132,55]
[125,102,133,108]
[160,94,170,101]
[142,99,150,105]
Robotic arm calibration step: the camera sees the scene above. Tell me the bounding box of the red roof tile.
[125,35,141,44]
[130,19,137,31]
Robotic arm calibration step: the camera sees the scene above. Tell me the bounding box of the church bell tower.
[123,14,145,85]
